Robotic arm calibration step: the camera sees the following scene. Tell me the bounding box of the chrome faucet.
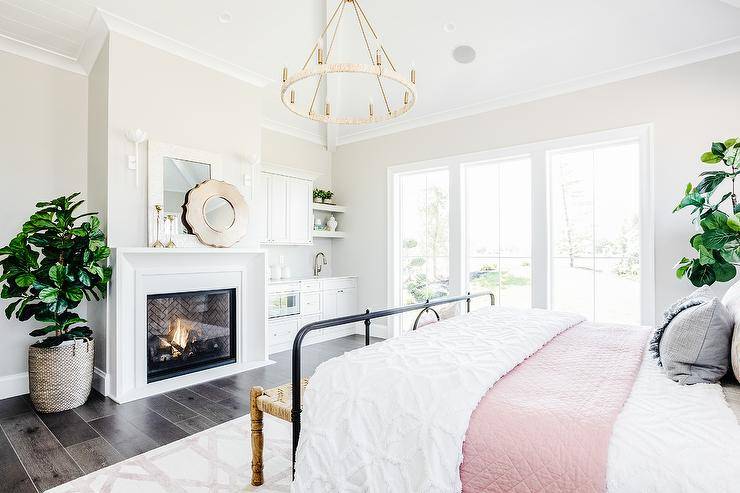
[313,252,327,277]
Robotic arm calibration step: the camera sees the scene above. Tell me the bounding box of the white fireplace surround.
[99,248,268,403]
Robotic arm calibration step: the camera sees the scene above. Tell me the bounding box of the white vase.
[327,215,338,232]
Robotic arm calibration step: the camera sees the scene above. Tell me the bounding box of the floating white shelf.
[312,203,347,213]
[313,230,347,239]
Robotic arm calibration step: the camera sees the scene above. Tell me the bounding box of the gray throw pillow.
[658,296,733,385]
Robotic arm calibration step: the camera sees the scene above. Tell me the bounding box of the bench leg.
[251,386,264,486]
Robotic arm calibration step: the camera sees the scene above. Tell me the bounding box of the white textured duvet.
[606,345,740,492]
[292,307,584,492]
[292,306,740,493]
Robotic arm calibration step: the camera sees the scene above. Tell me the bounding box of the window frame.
[387,124,654,334]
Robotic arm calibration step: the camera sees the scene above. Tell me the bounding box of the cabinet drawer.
[269,282,300,294]
[323,277,356,291]
[300,280,321,292]
[300,292,321,315]
[269,318,298,345]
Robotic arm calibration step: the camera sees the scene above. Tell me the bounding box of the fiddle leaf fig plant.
[0,193,112,347]
[674,138,740,286]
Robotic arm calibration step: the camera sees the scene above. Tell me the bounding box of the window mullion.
[531,147,549,309]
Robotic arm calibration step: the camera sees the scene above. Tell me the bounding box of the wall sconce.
[126,128,148,187]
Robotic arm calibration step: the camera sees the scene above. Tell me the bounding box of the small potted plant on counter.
[0,193,112,413]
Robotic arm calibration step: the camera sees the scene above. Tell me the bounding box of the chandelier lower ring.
[280,63,417,125]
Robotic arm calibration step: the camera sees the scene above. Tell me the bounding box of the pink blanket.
[460,322,650,492]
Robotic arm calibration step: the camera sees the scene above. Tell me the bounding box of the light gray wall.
[87,39,110,375]
[0,52,88,395]
[332,51,740,321]
[105,32,262,248]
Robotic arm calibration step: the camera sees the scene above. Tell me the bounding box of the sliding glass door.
[388,126,652,333]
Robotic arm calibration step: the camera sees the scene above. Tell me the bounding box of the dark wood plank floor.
[0,335,376,493]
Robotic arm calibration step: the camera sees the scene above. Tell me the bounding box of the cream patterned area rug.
[49,415,293,493]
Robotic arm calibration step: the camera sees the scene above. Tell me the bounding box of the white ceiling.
[2,0,740,147]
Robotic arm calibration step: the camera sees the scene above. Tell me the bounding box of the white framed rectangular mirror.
[148,141,223,247]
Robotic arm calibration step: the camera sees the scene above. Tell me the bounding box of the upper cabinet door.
[258,172,270,242]
[268,174,289,243]
[287,177,312,245]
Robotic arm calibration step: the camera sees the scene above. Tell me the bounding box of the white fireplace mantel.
[98,247,268,403]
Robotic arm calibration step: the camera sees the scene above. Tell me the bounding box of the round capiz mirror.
[184,180,248,247]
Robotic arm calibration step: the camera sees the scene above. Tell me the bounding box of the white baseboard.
[0,372,29,399]
[92,367,109,396]
[356,323,389,340]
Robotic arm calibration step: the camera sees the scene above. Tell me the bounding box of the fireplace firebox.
[146,288,237,383]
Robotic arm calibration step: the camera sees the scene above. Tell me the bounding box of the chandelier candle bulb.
[376,49,382,66]
[411,68,416,84]
[282,66,288,83]
[290,90,296,104]
[404,91,409,105]
[325,101,331,116]
[317,37,324,65]
[369,98,374,117]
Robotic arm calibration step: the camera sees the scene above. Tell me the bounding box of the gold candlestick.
[165,215,176,248]
[152,205,165,248]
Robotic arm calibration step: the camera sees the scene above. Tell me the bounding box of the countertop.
[267,275,357,284]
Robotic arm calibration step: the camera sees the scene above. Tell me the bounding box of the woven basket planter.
[28,339,94,413]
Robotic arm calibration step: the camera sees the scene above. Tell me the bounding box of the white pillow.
[721,281,740,381]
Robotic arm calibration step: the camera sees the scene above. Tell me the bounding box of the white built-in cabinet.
[268,277,359,354]
[260,170,313,245]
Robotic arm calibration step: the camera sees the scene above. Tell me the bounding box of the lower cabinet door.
[299,313,323,343]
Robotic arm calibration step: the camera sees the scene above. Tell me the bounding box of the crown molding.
[0,33,85,75]
[261,118,325,146]
[336,35,740,146]
[96,10,271,88]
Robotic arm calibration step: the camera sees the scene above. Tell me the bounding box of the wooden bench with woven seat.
[250,378,309,486]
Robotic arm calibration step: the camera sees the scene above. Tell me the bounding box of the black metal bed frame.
[290,291,495,471]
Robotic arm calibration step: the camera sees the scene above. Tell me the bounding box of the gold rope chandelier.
[281,0,417,125]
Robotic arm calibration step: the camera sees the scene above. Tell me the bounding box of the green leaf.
[65,286,83,303]
[688,261,716,286]
[700,211,729,231]
[701,152,723,164]
[696,172,728,195]
[674,257,692,279]
[674,191,705,212]
[15,273,35,287]
[713,258,737,283]
[712,142,727,156]
[38,287,59,303]
[4,299,21,319]
[720,246,740,264]
[684,182,693,194]
[726,138,738,148]
[702,229,736,249]
[48,264,65,287]
[691,234,704,249]
[698,245,716,265]
[29,325,60,337]
[728,213,740,232]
